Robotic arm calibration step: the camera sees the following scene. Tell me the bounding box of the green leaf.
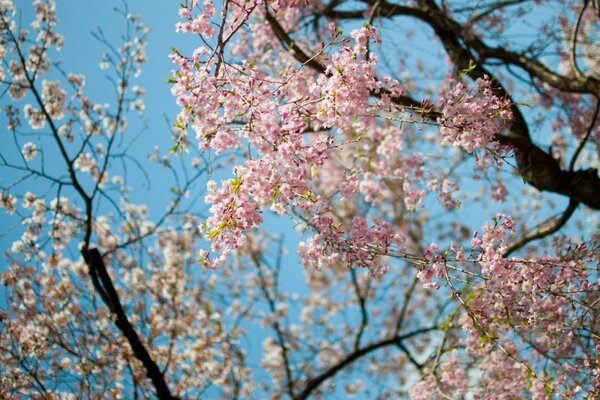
[169,142,188,156]
[459,59,477,77]
[439,315,453,331]
[206,229,221,239]
[231,176,243,194]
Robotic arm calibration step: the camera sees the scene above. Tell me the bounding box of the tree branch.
[296,326,437,399]
[502,199,579,257]
[81,248,179,400]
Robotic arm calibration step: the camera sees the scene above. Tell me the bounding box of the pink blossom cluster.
[171,5,418,269]
[414,214,600,396]
[409,354,469,399]
[176,1,216,37]
[313,43,382,132]
[350,25,381,55]
[298,216,405,276]
[171,1,489,272]
[1,198,255,398]
[437,76,512,153]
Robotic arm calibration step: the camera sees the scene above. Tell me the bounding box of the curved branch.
[394,275,419,335]
[502,199,579,257]
[495,133,600,209]
[296,326,437,400]
[395,340,423,371]
[264,7,327,75]
[571,0,589,80]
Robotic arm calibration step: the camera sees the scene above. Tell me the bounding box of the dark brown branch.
[469,0,530,23]
[322,9,367,19]
[473,43,600,96]
[264,7,327,75]
[395,341,423,371]
[570,0,589,80]
[322,1,425,20]
[502,199,579,257]
[82,248,178,400]
[394,275,419,335]
[296,326,437,400]
[495,133,600,209]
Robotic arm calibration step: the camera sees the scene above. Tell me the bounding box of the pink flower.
[437,75,512,153]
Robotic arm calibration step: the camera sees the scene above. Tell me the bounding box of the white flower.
[21,142,37,160]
